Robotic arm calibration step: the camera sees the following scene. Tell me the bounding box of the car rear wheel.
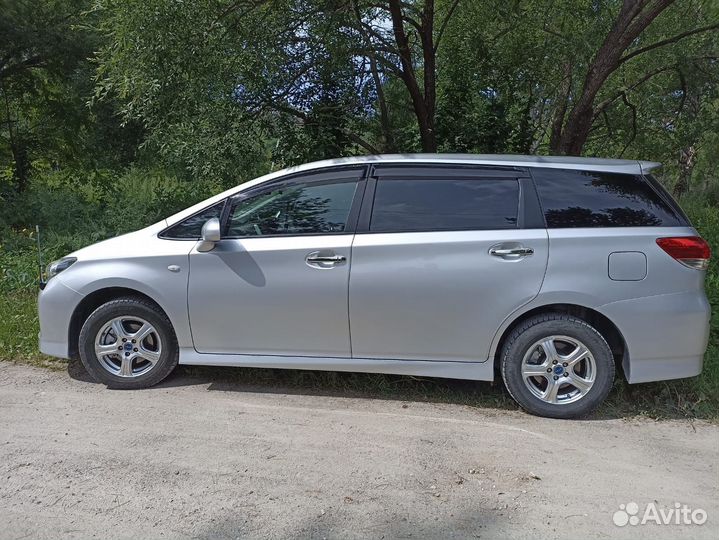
[78,297,178,389]
[500,314,615,418]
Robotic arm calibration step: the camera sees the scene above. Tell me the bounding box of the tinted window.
[226,180,358,237]
[533,169,684,228]
[162,202,224,239]
[645,174,690,224]
[370,178,519,232]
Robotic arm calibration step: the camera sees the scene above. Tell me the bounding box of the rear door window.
[370,178,519,232]
[532,169,685,228]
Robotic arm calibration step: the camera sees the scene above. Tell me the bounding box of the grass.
[2,197,717,421]
[1,291,716,421]
[0,291,68,370]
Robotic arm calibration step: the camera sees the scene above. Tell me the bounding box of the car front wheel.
[500,313,615,418]
[78,297,179,389]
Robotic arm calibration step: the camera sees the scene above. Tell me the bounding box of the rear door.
[348,165,549,363]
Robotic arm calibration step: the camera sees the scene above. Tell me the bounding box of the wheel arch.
[491,303,628,379]
[68,287,169,359]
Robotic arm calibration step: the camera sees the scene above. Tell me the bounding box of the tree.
[94,0,468,166]
[0,0,144,193]
[549,0,719,155]
[94,0,719,181]
[349,0,462,152]
[95,0,381,178]
[0,0,86,190]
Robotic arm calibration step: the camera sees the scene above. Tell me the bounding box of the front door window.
[226,180,359,237]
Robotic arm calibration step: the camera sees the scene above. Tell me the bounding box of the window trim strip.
[220,166,367,240]
[357,167,530,234]
[158,165,368,241]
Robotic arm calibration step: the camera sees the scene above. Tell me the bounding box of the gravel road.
[0,361,717,539]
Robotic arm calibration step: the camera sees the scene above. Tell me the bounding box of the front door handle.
[305,251,347,269]
[489,245,534,258]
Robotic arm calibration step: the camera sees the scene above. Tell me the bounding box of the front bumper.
[38,277,84,359]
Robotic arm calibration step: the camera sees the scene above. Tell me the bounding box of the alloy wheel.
[521,335,596,405]
[94,316,162,378]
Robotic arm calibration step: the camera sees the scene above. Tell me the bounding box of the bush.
[1,166,222,292]
[0,169,717,419]
[101,168,222,235]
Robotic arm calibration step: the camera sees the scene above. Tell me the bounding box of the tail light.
[656,236,711,270]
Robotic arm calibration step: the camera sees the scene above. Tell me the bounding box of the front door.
[188,168,365,356]
[349,166,549,363]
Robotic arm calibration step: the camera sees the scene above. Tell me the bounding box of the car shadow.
[175,365,520,414]
[197,504,503,540]
[66,356,515,409]
[67,356,97,383]
[64,358,699,421]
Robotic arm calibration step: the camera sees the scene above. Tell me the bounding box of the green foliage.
[93,0,281,180]
[1,186,718,418]
[0,167,220,293]
[435,0,719,159]
[0,0,718,417]
[0,291,41,361]
[0,0,148,190]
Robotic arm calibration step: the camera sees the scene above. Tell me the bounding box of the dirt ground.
[0,361,717,539]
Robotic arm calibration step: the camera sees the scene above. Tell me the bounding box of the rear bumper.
[38,277,83,359]
[623,354,704,384]
[600,290,710,384]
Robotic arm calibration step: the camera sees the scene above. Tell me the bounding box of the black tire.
[500,313,615,419]
[78,296,179,389]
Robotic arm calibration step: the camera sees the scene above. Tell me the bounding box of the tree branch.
[593,64,675,116]
[261,101,381,154]
[619,22,719,65]
[623,0,673,43]
[433,0,460,54]
[342,129,381,154]
[353,17,398,53]
[0,54,44,80]
[619,93,637,157]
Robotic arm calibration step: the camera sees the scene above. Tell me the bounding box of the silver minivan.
[38,155,711,418]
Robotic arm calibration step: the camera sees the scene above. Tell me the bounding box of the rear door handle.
[489,246,534,258]
[305,251,347,268]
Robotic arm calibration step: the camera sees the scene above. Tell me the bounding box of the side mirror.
[197,217,221,252]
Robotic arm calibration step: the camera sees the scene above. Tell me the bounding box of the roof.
[290,153,661,175]
[163,153,661,226]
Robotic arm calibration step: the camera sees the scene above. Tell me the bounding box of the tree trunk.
[673,145,696,198]
[1,79,29,192]
[420,0,437,152]
[10,139,30,192]
[548,61,573,153]
[369,53,395,152]
[352,0,395,151]
[553,0,675,155]
[387,0,437,152]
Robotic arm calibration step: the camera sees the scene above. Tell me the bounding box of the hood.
[67,220,169,261]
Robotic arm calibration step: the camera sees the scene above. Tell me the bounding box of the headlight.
[46,257,77,280]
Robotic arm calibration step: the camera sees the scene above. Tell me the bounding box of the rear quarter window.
[532,169,685,228]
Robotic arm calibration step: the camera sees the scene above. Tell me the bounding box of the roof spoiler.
[640,161,662,174]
